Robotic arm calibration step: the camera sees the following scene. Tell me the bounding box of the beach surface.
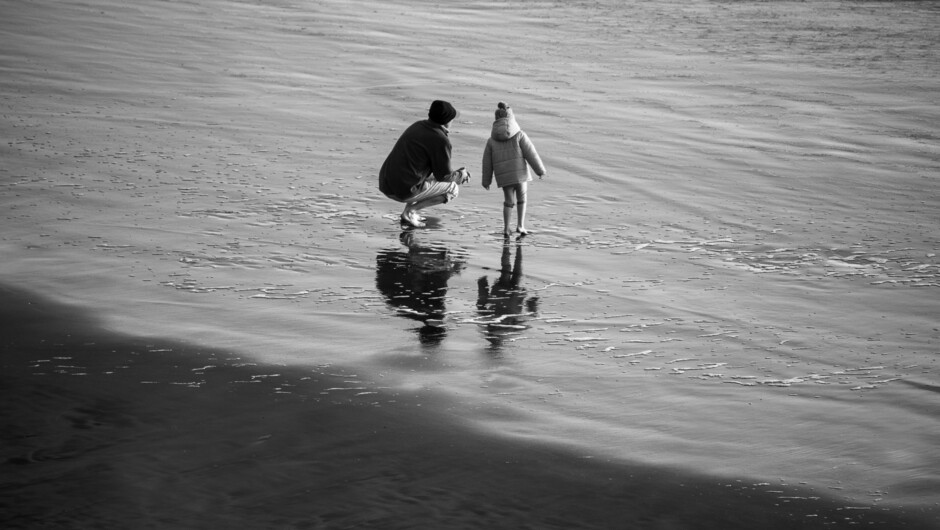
[2,0,939,527]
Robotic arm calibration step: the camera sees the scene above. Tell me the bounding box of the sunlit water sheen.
[2,0,938,515]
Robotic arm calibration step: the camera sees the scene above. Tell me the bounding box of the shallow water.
[2,0,939,522]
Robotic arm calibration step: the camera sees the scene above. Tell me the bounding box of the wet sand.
[2,0,939,527]
[3,284,936,528]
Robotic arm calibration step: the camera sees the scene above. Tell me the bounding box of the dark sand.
[2,284,935,528]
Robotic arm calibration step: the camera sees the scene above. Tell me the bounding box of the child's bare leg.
[502,186,516,237]
[516,182,529,234]
[517,201,527,234]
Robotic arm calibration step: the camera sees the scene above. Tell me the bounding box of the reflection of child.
[476,243,539,348]
[481,102,547,237]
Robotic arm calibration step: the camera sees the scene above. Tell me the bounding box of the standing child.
[481,102,547,237]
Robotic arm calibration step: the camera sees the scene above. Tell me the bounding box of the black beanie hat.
[428,100,458,125]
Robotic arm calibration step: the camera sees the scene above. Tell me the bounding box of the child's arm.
[519,132,546,179]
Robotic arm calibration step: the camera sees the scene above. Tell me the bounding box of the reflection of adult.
[476,243,539,348]
[375,232,466,345]
[379,100,470,228]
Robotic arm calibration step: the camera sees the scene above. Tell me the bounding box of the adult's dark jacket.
[379,120,454,201]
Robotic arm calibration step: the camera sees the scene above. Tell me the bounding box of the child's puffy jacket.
[482,115,545,189]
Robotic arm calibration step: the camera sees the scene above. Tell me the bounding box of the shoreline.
[2,283,935,528]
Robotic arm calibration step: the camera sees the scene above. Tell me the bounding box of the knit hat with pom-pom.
[494,101,513,119]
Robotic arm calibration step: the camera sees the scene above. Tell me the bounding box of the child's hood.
[491,116,521,141]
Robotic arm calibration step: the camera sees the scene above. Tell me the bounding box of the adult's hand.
[452,167,470,184]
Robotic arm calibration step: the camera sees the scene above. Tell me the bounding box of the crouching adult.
[379,100,470,228]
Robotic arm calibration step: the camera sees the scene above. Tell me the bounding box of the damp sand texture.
[2,0,939,528]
